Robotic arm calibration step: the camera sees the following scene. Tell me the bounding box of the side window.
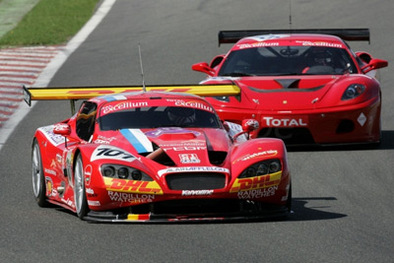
[76,101,97,141]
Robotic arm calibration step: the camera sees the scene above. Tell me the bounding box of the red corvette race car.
[192,29,388,145]
[24,84,291,222]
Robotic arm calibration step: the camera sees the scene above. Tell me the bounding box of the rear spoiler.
[23,84,240,114]
[218,28,370,46]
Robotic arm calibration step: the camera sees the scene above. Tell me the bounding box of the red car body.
[28,88,291,222]
[192,29,388,145]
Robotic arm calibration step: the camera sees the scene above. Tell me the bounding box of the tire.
[31,139,49,207]
[74,154,89,219]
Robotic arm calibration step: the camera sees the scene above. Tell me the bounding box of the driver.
[166,107,196,126]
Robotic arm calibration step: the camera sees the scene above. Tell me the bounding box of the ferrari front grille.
[166,173,226,190]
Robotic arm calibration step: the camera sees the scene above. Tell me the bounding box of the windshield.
[218,46,357,76]
[99,106,221,130]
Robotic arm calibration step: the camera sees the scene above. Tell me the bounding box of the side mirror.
[53,123,71,136]
[361,58,388,74]
[233,119,259,141]
[209,55,224,68]
[191,62,215,76]
[242,119,259,133]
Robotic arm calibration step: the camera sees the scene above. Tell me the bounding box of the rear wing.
[218,28,370,46]
[23,84,240,114]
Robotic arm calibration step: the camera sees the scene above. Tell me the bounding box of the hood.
[203,75,346,111]
[236,75,342,110]
[99,127,230,166]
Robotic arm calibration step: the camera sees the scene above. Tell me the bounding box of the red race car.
[192,29,388,145]
[24,84,291,222]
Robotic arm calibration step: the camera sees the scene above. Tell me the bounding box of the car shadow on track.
[288,197,347,221]
[45,197,346,224]
[286,130,394,152]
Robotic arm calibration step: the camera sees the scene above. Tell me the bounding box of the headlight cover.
[239,159,282,178]
[101,164,153,181]
[341,84,365,100]
[214,96,230,102]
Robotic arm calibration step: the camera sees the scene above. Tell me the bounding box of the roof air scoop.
[274,79,300,89]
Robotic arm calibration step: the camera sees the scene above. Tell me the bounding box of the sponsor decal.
[237,186,278,199]
[165,145,207,152]
[262,116,308,127]
[182,190,214,196]
[38,125,65,146]
[101,101,149,115]
[91,145,136,162]
[45,176,55,197]
[107,191,155,203]
[104,178,163,194]
[357,113,367,126]
[93,135,116,144]
[158,166,230,177]
[44,168,56,176]
[238,42,280,49]
[295,40,343,48]
[56,153,62,164]
[84,165,92,186]
[179,153,200,164]
[233,149,278,164]
[87,200,101,206]
[230,171,282,193]
[166,99,215,113]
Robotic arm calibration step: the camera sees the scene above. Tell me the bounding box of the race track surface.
[1,1,394,262]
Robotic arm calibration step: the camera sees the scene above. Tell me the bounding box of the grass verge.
[0,0,100,47]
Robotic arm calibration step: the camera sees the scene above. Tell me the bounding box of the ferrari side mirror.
[361,58,388,73]
[191,62,215,76]
[233,119,259,140]
[242,119,259,133]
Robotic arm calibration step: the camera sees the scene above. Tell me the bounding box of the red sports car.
[25,85,291,222]
[192,29,388,145]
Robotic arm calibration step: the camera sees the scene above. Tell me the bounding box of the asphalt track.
[1,0,394,262]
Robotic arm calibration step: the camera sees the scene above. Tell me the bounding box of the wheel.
[31,139,49,207]
[74,154,89,219]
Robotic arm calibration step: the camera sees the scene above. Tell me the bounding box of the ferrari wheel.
[74,154,89,219]
[32,139,49,207]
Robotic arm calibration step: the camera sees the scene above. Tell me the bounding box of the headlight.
[341,84,365,100]
[101,164,153,181]
[214,96,230,102]
[239,159,281,178]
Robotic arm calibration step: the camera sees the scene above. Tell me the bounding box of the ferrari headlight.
[101,164,153,181]
[341,84,365,100]
[239,159,281,178]
[214,96,230,102]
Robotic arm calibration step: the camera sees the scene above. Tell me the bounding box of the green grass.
[0,0,100,47]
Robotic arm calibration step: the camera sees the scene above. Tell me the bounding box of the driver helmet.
[167,107,196,126]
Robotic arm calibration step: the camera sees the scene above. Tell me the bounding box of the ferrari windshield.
[99,106,221,130]
[218,46,357,76]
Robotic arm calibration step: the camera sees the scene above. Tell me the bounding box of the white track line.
[0,0,117,152]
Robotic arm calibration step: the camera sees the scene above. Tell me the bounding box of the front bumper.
[83,199,290,223]
[216,99,381,145]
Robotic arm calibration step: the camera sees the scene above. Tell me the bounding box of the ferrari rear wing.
[218,28,370,45]
[23,84,240,114]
